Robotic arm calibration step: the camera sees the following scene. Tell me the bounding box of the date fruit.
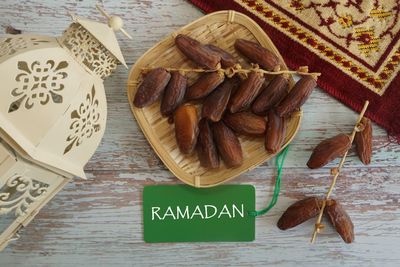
[133,68,171,108]
[185,71,225,100]
[212,121,243,168]
[229,71,265,113]
[234,39,280,71]
[252,74,289,115]
[265,110,286,153]
[307,133,351,169]
[276,75,317,117]
[174,104,199,154]
[202,78,237,122]
[197,119,220,169]
[277,197,323,230]
[175,34,220,70]
[160,71,187,117]
[325,199,354,243]
[354,117,372,165]
[204,44,238,68]
[223,111,267,136]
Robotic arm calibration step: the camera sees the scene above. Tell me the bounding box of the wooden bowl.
[127,11,302,187]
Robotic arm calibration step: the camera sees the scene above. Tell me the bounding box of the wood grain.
[0,0,399,266]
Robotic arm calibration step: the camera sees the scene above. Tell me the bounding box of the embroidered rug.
[189,0,400,141]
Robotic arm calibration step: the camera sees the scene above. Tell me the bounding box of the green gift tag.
[143,184,255,242]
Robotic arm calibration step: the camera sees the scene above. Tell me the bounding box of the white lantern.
[0,6,128,250]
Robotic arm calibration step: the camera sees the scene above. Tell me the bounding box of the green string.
[248,145,290,217]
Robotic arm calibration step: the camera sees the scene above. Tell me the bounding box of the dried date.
[202,77,237,122]
[229,71,265,113]
[175,34,220,70]
[212,121,243,168]
[277,197,323,230]
[223,111,267,136]
[234,39,280,71]
[252,74,289,115]
[275,76,317,117]
[133,68,171,108]
[185,71,225,100]
[174,104,199,154]
[307,133,351,169]
[197,118,220,169]
[354,117,372,165]
[160,71,187,117]
[325,200,355,243]
[265,110,286,153]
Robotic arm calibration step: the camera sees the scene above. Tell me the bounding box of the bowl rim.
[127,10,302,188]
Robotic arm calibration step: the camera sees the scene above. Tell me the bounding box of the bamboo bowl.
[127,11,302,187]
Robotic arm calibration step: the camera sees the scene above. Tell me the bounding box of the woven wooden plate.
[127,11,302,187]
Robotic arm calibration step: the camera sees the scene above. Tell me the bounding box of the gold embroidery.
[235,0,400,95]
[370,8,392,20]
[355,27,380,57]
[338,15,353,29]
[290,0,304,12]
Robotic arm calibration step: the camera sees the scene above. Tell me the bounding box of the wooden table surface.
[1,1,399,266]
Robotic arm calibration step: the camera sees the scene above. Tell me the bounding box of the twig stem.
[141,65,321,78]
[310,100,370,243]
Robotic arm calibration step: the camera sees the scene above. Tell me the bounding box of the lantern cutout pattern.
[0,6,129,250]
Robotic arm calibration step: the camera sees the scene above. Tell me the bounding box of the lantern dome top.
[73,15,127,68]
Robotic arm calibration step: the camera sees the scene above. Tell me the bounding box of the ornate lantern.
[0,6,129,250]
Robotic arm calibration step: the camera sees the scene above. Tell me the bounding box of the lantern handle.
[67,11,77,21]
[96,4,132,39]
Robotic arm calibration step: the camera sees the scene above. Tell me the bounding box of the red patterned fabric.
[189,0,400,141]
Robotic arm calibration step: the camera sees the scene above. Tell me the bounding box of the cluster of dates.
[278,115,373,243]
[308,117,372,169]
[133,34,317,169]
[278,197,354,243]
